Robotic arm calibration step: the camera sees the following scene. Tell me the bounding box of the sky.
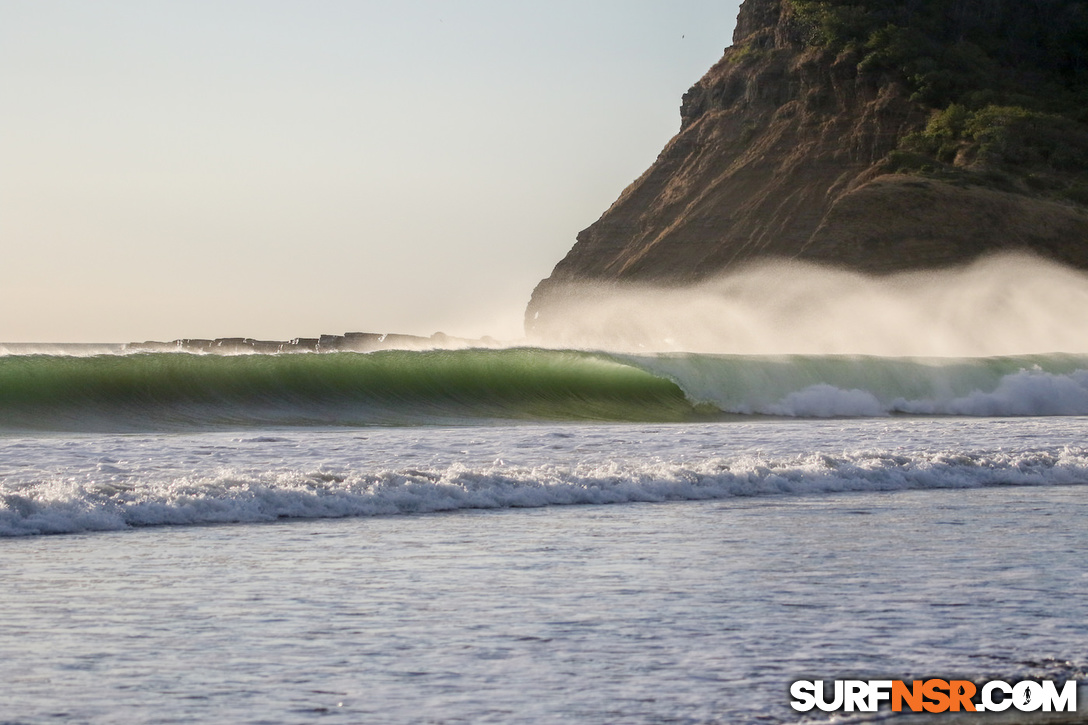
[1,1,743,343]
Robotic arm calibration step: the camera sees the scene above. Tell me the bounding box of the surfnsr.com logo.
[790,679,1078,713]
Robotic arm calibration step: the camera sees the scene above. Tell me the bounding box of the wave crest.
[4,349,1088,429]
[4,447,1086,536]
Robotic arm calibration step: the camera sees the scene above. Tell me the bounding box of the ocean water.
[2,348,1088,723]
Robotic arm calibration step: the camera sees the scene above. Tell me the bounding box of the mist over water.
[3,254,1088,428]
[528,254,1088,356]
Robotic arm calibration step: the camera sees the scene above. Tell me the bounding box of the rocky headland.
[123,331,492,354]
[527,0,1088,329]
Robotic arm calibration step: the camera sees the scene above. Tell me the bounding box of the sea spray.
[527,254,1088,357]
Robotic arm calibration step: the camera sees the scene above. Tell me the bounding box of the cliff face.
[527,0,1088,326]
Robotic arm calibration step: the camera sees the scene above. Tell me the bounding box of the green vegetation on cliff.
[526,0,1088,308]
[789,0,1088,111]
[789,0,1088,200]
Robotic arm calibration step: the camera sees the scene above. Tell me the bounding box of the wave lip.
[3,349,1088,430]
[3,447,1086,536]
[0,348,696,431]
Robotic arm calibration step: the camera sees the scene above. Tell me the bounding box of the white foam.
[760,384,887,417]
[4,447,1086,536]
[895,368,1088,416]
[628,353,1088,418]
[749,371,1088,418]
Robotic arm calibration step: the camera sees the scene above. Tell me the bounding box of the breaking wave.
[628,352,1088,417]
[3,446,1086,536]
[3,348,1088,430]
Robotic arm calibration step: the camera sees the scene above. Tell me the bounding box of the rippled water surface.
[5,418,1088,536]
[3,474,1087,723]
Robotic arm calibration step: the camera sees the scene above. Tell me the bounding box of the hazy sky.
[2,1,742,342]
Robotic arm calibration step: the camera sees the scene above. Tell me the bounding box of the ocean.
[2,347,1087,723]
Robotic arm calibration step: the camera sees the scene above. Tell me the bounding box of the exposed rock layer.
[527,0,1088,325]
[124,332,476,354]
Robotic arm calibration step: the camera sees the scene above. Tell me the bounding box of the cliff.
[527,0,1088,328]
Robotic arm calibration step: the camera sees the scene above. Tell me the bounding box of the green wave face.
[0,349,696,431]
[4,348,1088,431]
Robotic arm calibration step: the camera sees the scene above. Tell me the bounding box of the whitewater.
[3,337,1088,721]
